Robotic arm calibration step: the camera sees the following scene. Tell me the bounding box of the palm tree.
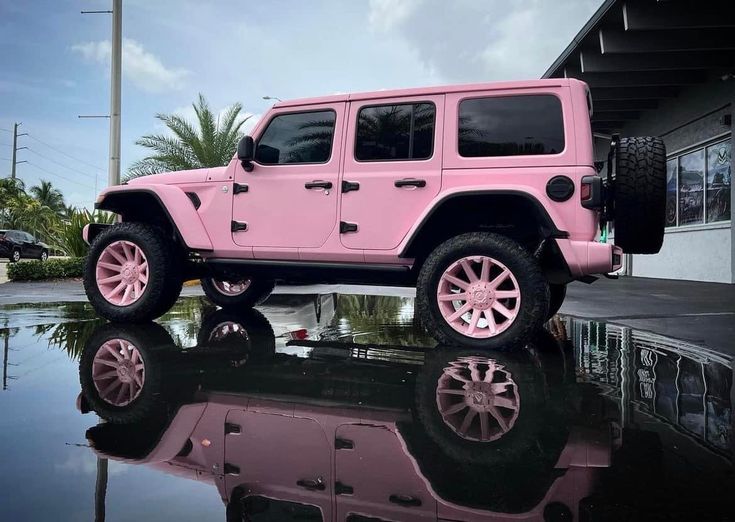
[30,180,66,215]
[126,93,250,180]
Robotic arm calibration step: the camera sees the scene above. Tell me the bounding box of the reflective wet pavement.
[0,292,732,521]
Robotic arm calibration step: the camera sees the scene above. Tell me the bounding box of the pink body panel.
[99,78,613,275]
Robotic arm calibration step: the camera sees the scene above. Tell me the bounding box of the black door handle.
[305,180,333,189]
[297,478,326,491]
[389,494,422,507]
[394,178,426,188]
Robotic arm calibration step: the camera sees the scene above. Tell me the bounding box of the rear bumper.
[557,239,623,276]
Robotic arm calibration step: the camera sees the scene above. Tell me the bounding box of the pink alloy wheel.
[92,339,145,407]
[436,356,520,442]
[212,279,252,296]
[437,255,521,338]
[96,240,149,306]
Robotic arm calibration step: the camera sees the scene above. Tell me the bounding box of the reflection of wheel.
[417,232,549,350]
[414,348,566,466]
[197,308,275,360]
[436,356,520,442]
[546,284,566,320]
[201,277,275,309]
[79,322,175,423]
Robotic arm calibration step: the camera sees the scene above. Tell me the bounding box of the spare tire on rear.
[614,137,666,254]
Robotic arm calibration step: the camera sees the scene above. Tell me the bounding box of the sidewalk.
[562,276,735,356]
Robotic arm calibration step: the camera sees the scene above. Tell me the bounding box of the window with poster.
[665,136,731,228]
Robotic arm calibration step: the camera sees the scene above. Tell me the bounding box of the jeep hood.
[126,167,225,185]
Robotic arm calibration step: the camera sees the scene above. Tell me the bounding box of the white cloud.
[368,0,421,31]
[72,38,189,93]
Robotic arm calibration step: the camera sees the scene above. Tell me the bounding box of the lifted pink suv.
[83,79,666,348]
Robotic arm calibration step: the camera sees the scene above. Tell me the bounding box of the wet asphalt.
[0,283,732,521]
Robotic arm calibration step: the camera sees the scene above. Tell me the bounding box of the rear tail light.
[580,175,603,209]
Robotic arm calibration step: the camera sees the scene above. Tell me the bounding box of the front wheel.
[39,250,48,262]
[84,223,183,322]
[416,232,549,350]
[10,249,20,263]
[201,277,274,309]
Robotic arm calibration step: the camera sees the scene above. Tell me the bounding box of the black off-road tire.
[546,283,566,320]
[416,232,549,350]
[84,222,183,322]
[614,136,666,254]
[201,277,275,309]
[79,322,175,424]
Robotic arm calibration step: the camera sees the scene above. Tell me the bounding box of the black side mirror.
[237,136,255,172]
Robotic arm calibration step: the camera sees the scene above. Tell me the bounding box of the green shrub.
[8,257,86,281]
[53,208,115,258]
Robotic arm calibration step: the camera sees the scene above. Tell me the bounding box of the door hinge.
[335,482,354,495]
[341,180,360,193]
[225,422,241,435]
[233,182,249,194]
[335,438,354,449]
[231,221,248,232]
[340,221,358,233]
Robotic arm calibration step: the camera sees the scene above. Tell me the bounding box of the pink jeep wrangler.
[83,79,666,348]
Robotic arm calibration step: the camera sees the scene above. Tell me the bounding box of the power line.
[0,128,11,133]
[25,148,99,180]
[24,161,94,190]
[26,133,106,173]
[0,157,10,161]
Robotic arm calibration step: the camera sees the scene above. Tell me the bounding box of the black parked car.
[0,230,49,262]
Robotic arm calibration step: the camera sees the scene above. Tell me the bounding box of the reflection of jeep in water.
[82,79,666,348]
[78,307,610,521]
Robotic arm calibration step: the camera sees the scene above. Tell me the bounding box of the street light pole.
[108,0,122,186]
[10,123,28,180]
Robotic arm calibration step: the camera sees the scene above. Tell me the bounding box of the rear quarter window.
[458,95,565,157]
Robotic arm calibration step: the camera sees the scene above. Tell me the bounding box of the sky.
[0,0,602,209]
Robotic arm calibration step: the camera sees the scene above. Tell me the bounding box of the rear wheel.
[10,248,20,263]
[39,250,48,262]
[84,223,183,322]
[201,276,274,309]
[614,136,666,254]
[416,232,549,350]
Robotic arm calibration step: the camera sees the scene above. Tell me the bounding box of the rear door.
[339,95,444,250]
[335,424,436,520]
[224,409,333,520]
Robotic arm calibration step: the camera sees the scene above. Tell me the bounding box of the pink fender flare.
[96,184,214,251]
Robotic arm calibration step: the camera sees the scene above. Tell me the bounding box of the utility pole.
[81,0,122,187]
[10,122,28,179]
[108,0,122,186]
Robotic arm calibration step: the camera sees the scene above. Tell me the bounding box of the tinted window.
[355,103,435,161]
[458,95,564,157]
[255,110,336,164]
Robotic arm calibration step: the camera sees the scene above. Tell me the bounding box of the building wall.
[595,76,734,283]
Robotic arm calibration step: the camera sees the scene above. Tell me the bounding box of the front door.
[232,104,345,251]
[340,95,444,250]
